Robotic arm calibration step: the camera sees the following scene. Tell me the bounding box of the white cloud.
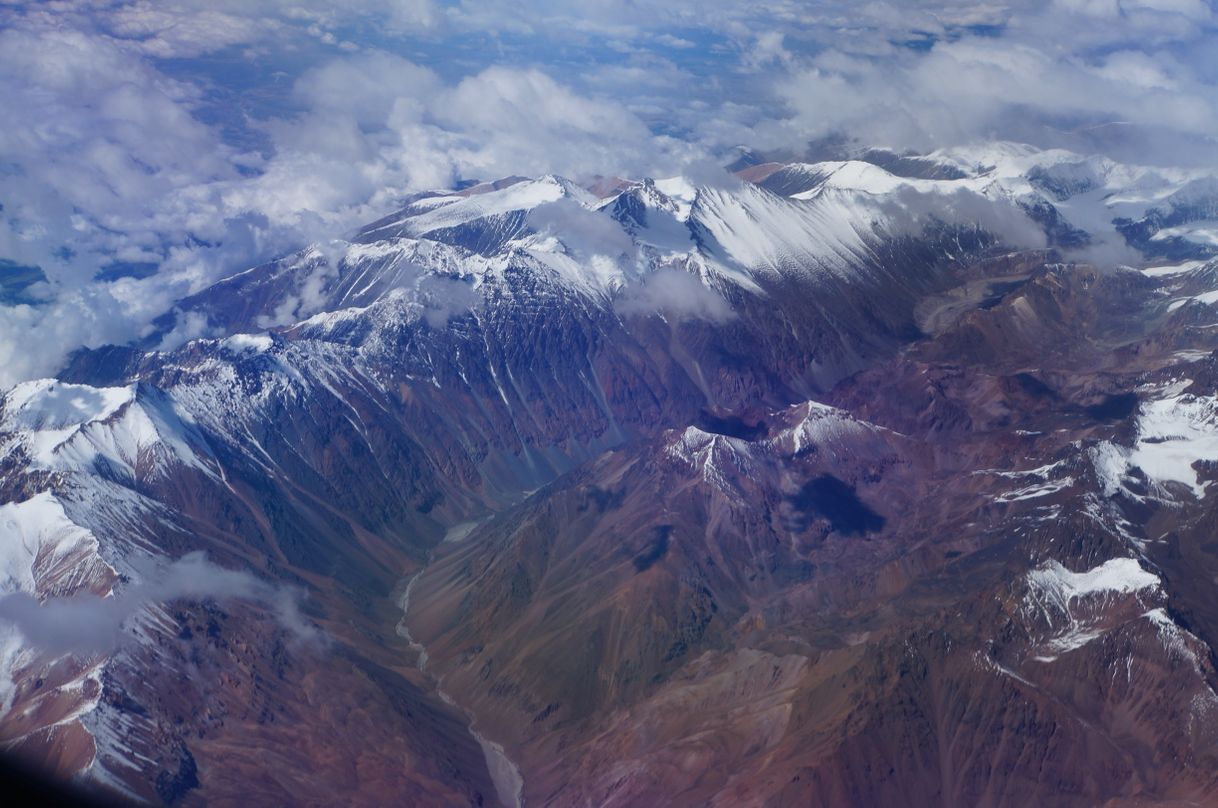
[527,199,637,261]
[615,269,735,323]
[0,551,322,655]
[101,3,275,57]
[653,33,696,49]
[439,67,682,180]
[742,31,793,71]
[771,32,1218,157]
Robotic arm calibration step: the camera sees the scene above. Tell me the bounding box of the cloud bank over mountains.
[0,0,1215,385]
[0,552,321,655]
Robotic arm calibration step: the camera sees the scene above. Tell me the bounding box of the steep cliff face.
[3,149,1218,806]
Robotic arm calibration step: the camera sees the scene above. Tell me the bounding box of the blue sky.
[0,0,1216,384]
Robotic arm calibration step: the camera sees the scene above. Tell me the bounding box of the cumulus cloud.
[877,186,1050,249]
[615,268,735,323]
[0,552,322,656]
[527,199,637,261]
[419,275,481,328]
[99,3,277,57]
[772,37,1218,159]
[752,0,1218,163]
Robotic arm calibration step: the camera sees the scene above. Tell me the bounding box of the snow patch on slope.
[652,177,697,220]
[2,381,218,483]
[0,492,118,751]
[1129,394,1218,499]
[1140,260,1208,277]
[1025,558,1161,660]
[398,175,592,236]
[668,427,756,494]
[1027,558,1160,612]
[0,492,110,598]
[771,401,884,458]
[1086,388,1218,501]
[996,477,1075,503]
[2,381,134,464]
[692,183,880,282]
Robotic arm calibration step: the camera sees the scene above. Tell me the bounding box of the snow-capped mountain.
[4,143,1218,805]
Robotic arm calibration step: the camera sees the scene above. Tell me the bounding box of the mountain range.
[3,141,1218,806]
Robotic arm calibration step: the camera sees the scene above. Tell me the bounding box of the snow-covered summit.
[0,379,214,481]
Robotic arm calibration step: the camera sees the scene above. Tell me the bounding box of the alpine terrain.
[4,141,1218,807]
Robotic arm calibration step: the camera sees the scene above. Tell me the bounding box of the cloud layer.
[0,1,1214,385]
[0,552,321,655]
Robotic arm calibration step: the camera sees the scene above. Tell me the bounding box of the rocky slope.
[406,256,1218,806]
